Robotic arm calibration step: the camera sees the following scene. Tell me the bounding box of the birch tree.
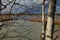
[0,0,2,30]
[45,0,56,40]
[0,0,1,11]
[0,0,7,30]
[42,0,46,40]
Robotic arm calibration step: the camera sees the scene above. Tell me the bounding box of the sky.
[1,0,60,14]
[1,0,42,14]
[2,0,42,5]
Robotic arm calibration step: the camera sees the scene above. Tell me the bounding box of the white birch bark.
[42,0,46,40]
[45,0,56,40]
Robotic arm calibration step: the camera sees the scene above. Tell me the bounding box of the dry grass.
[54,19,60,25]
[27,18,60,25]
[26,18,42,22]
[0,14,60,25]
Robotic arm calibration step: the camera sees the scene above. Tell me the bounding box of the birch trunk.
[45,0,56,40]
[0,0,2,30]
[42,0,46,40]
[0,0,1,11]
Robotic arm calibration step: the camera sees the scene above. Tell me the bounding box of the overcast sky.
[2,0,42,5]
[1,0,60,14]
[1,0,42,14]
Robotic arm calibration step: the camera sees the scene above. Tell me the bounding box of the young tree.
[0,0,2,30]
[0,0,1,13]
[41,0,46,40]
[45,0,56,40]
[0,0,14,30]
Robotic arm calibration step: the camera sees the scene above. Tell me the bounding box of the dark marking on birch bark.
[46,35,53,39]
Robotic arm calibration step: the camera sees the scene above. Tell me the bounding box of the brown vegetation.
[28,18,60,25]
[0,14,60,25]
